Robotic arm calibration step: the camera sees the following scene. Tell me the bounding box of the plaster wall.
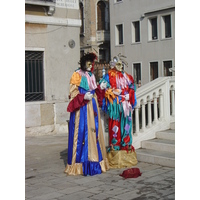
[25,4,80,136]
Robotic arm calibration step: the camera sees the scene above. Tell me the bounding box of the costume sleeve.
[95,85,105,107]
[99,73,111,88]
[127,74,137,108]
[67,83,89,112]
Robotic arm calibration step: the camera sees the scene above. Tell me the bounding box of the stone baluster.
[147,99,152,128]
[135,106,140,134]
[159,93,164,120]
[153,96,158,124]
[141,102,146,131]
[171,89,175,116]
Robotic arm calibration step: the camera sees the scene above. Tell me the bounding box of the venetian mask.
[86,61,93,71]
[110,56,123,72]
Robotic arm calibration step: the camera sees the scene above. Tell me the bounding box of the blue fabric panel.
[81,104,88,163]
[75,106,85,163]
[67,112,75,165]
[82,161,102,176]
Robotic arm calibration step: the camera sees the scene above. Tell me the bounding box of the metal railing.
[25,51,44,102]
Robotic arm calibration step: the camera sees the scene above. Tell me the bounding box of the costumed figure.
[99,54,138,168]
[64,52,109,176]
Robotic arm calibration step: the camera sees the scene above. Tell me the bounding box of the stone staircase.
[136,123,175,167]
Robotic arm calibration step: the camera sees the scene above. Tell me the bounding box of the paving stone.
[112,190,141,200]
[57,191,92,200]
[58,185,88,195]
[25,135,175,200]
[90,192,113,200]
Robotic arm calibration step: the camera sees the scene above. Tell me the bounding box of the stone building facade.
[79,0,110,63]
[25,0,81,136]
[109,0,175,87]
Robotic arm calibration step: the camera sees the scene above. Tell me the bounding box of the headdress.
[109,53,128,71]
[79,52,97,72]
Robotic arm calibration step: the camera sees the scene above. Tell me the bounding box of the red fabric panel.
[129,89,135,105]
[67,94,89,112]
[95,85,105,107]
[109,118,121,146]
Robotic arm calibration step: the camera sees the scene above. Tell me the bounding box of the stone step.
[141,138,175,153]
[136,148,175,168]
[156,129,175,140]
[170,122,175,130]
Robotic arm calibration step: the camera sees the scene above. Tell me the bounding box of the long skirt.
[64,94,109,176]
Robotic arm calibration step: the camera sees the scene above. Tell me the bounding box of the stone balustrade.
[132,76,175,149]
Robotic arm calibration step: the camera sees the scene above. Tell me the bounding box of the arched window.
[97,1,106,30]
[80,2,84,34]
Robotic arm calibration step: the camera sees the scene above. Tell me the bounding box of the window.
[133,63,141,84]
[132,21,140,43]
[25,51,44,102]
[97,1,106,30]
[116,0,122,2]
[163,61,172,76]
[99,49,106,63]
[149,17,157,40]
[150,62,158,81]
[161,15,171,38]
[115,24,123,45]
[80,2,84,35]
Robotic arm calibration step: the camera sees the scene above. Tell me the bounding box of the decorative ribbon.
[105,88,116,104]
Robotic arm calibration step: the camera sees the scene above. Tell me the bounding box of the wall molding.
[25,14,81,27]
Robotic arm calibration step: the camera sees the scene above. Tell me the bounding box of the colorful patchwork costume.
[65,53,109,176]
[99,55,138,168]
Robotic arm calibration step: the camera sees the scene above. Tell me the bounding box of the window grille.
[25,51,44,102]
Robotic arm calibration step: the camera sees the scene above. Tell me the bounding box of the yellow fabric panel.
[87,99,99,162]
[69,84,79,101]
[107,150,138,168]
[71,110,81,165]
[94,94,109,164]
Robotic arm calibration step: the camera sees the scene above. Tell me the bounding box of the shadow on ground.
[60,148,68,167]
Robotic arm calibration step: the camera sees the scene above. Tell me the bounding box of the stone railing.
[132,76,175,149]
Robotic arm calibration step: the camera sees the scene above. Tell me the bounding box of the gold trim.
[64,163,83,175]
[71,110,80,165]
[107,150,138,168]
[100,158,110,172]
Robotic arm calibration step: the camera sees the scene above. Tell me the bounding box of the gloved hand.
[125,94,129,101]
[84,92,93,100]
[113,89,122,96]
[100,81,107,90]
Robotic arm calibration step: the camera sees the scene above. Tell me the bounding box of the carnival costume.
[99,54,138,168]
[64,53,109,176]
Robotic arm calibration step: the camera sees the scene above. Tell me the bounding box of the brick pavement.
[25,134,175,200]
